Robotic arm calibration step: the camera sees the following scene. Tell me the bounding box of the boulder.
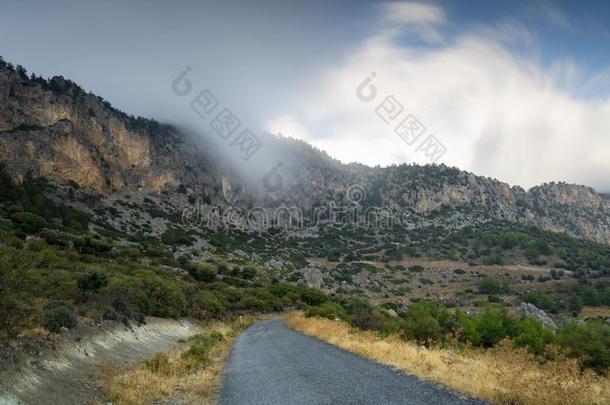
[515,302,557,330]
[301,267,324,289]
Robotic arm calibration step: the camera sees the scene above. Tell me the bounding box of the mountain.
[0,58,609,244]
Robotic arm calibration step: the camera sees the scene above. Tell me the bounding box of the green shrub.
[77,269,108,291]
[0,250,38,339]
[306,302,348,320]
[161,228,194,246]
[181,332,224,367]
[455,312,481,345]
[404,315,441,345]
[187,263,217,282]
[478,276,510,294]
[512,317,555,355]
[237,295,269,312]
[75,236,112,255]
[345,298,382,330]
[299,289,327,306]
[474,307,507,347]
[11,212,48,233]
[239,266,257,280]
[568,295,583,315]
[408,265,425,273]
[141,276,187,318]
[402,300,453,344]
[6,235,24,249]
[522,290,557,313]
[42,300,78,332]
[187,289,227,319]
[557,320,610,374]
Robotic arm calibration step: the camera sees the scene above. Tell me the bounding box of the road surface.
[219,318,485,405]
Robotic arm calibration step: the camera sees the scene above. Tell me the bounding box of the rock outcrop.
[515,302,558,330]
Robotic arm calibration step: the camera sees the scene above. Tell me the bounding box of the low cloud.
[265,1,610,192]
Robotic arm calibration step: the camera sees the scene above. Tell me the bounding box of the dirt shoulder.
[0,317,199,405]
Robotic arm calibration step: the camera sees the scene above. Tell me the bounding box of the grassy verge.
[96,316,256,404]
[285,313,610,405]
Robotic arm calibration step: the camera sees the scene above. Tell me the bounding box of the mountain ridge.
[0,58,608,244]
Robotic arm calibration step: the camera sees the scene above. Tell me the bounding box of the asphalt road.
[219,318,486,405]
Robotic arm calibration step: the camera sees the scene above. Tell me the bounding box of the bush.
[512,317,555,355]
[42,300,78,332]
[77,269,108,291]
[306,302,348,320]
[478,277,510,294]
[141,276,187,318]
[403,300,452,344]
[239,266,257,280]
[404,315,441,345]
[181,332,224,367]
[161,228,194,246]
[299,289,327,306]
[456,312,481,345]
[345,298,386,331]
[568,295,583,315]
[408,265,425,273]
[187,263,217,282]
[187,289,227,319]
[475,307,508,347]
[11,212,48,233]
[557,320,610,374]
[0,250,38,340]
[522,290,557,313]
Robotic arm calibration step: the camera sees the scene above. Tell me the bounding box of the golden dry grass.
[578,306,610,320]
[97,317,255,405]
[285,313,610,405]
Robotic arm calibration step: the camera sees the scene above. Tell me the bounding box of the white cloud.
[265,114,313,142]
[265,2,610,192]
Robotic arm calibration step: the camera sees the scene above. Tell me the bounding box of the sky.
[0,0,609,192]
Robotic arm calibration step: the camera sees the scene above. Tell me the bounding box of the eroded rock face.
[0,67,205,194]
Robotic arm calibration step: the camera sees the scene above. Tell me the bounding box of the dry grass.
[579,306,610,320]
[285,313,610,405]
[97,317,255,405]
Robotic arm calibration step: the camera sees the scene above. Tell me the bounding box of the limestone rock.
[515,302,558,330]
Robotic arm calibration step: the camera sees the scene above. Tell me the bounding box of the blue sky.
[0,1,609,191]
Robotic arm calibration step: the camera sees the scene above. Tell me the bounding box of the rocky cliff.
[0,61,221,195]
[0,59,608,244]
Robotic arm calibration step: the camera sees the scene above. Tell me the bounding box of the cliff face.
[0,65,211,194]
[0,60,608,244]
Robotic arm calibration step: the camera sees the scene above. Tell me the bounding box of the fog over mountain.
[1,0,609,192]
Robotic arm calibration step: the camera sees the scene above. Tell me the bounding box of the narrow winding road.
[219,319,485,405]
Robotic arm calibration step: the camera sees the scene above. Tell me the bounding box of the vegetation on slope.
[0,168,327,343]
